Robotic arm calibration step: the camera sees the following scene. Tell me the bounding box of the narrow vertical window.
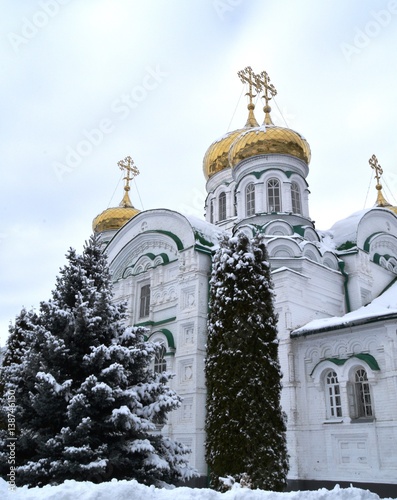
[291,182,302,214]
[246,183,255,217]
[210,199,214,224]
[139,284,150,318]
[349,368,373,419]
[219,192,226,221]
[325,370,342,418]
[154,343,167,373]
[267,179,281,212]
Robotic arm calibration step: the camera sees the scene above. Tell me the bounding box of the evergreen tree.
[0,308,38,474]
[0,235,195,487]
[205,232,288,491]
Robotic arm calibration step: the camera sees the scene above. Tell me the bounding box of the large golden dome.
[203,103,259,180]
[228,124,311,168]
[203,128,245,180]
[203,67,311,178]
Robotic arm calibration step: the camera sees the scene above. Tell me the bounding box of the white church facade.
[92,68,397,496]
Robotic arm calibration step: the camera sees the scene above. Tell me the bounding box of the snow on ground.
[1,478,396,500]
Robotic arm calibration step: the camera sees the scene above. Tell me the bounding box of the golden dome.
[228,124,311,168]
[203,128,246,180]
[203,103,259,180]
[92,204,140,233]
[93,156,140,233]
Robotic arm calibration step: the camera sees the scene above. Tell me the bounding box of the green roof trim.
[193,230,214,248]
[152,230,184,250]
[293,225,305,237]
[363,232,383,252]
[310,353,380,376]
[354,353,380,371]
[148,328,176,350]
[337,240,357,251]
[135,316,177,327]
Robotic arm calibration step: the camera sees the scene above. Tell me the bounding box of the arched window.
[154,343,167,373]
[139,283,150,318]
[219,192,226,221]
[246,183,255,217]
[267,179,281,212]
[325,370,342,418]
[291,182,302,214]
[348,368,373,419]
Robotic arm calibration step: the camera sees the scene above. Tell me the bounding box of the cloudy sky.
[1,0,397,345]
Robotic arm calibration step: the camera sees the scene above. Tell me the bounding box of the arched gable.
[105,209,219,281]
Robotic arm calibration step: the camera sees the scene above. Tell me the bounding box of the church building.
[92,67,397,496]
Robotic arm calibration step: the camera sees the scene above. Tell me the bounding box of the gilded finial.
[369,154,391,208]
[237,66,260,127]
[117,156,140,208]
[255,70,277,125]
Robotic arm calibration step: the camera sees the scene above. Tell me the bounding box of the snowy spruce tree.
[0,235,195,487]
[205,231,288,491]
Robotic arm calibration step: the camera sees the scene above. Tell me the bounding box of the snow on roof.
[0,478,388,500]
[293,280,397,336]
[183,214,224,248]
[318,208,371,252]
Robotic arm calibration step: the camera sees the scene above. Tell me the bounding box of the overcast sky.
[1,0,397,346]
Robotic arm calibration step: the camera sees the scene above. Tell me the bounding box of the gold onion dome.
[228,123,311,168]
[92,156,141,233]
[202,67,311,179]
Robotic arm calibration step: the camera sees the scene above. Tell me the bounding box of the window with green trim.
[267,178,281,212]
[348,368,373,419]
[246,183,255,216]
[219,192,226,221]
[291,181,302,214]
[325,370,342,418]
[154,343,167,373]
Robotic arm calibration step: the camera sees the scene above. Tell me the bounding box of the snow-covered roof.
[183,214,224,249]
[292,279,397,337]
[318,208,371,252]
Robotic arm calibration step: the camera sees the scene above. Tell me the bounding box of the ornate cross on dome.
[369,154,383,184]
[238,66,258,105]
[117,156,139,208]
[237,66,260,127]
[369,154,392,208]
[255,70,277,125]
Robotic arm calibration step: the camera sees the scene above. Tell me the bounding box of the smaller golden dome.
[92,204,140,233]
[93,155,141,233]
[228,125,311,168]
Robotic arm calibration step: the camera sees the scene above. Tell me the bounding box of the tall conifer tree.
[0,235,195,487]
[205,232,288,491]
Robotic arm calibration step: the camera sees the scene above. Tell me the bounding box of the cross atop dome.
[369,154,393,209]
[237,66,259,127]
[117,156,140,208]
[255,70,277,125]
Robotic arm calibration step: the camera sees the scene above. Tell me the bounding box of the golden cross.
[255,70,277,107]
[117,156,140,191]
[237,66,259,106]
[369,154,383,184]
